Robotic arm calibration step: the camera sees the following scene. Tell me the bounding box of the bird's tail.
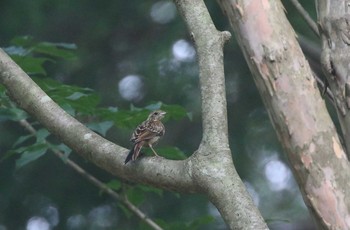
[124,142,143,164]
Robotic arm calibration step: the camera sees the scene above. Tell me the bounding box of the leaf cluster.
[1,36,189,169]
[0,37,210,229]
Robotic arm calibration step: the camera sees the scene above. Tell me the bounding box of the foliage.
[1,36,188,168]
[0,36,195,229]
[4,36,76,75]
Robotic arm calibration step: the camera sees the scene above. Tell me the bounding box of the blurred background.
[0,1,322,229]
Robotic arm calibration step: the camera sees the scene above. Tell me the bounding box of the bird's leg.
[149,144,160,157]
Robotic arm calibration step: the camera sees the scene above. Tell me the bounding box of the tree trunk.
[217,0,350,229]
[317,0,350,154]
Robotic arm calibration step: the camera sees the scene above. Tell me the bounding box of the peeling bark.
[174,0,268,228]
[317,0,350,156]
[217,0,350,228]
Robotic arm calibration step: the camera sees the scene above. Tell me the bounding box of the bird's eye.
[154,112,159,115]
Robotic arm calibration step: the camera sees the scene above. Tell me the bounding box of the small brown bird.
[124,110,166,164]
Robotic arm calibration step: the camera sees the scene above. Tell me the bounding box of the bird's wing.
[131,121,164,143]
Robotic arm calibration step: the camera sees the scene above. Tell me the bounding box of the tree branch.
[316,0,350,157]
[174,0,268,229]
[0,48,196,193]
[217,0,350,228]
[288,0,319,36]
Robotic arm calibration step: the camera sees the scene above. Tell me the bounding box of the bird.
[124,110,166,164]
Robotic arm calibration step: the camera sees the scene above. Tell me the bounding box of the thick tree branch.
[0,49,196,193]
[175,0,268,229]
[217,0,350,229]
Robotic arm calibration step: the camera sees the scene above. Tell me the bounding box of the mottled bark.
[317,0,350,156]
[175,0,268,229]
[217,0,350,229]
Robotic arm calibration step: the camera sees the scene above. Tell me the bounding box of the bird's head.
[148,110,166,121]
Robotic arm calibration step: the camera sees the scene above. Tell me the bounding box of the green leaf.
[155,147,187,160]
[99,110,149,129]
[87,121,114,136]
[0,107,28,121]
[118,203,132,218]
[161,104,188,120]
[55,143,72,154]
[35,129,50,143]
[10,35,35,47]
[96,103,188,129]
[187,215,215,229]
[10,55,51,75]
[51,143,72,161]
[10,36,77,60]
[13,134,33,148]
[66,93,100,114]
[136,184,163,197]
[125,185,163,211]
[126,187,145,205]
[52,42,77,50]
[95,107,119,121]
[64,91,100,114]
[32,77,99,115]
[107,107,118,113]
[3,46,30,56]
[33,42,77,59]
[6,36,77,77]
[0,85,6,94]
[15,143,48,169]
[129,104,142,112]
[172,192,181,198]
[34,77,67,91]
[2,143,32,161]
[106,179,122,191]
[60,103,76,116]
[65,92,87,100]
[144,102,162,111]
[186,112,193,121]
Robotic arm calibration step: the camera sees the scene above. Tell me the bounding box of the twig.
[18,119,163,230]
[312,71,335,103]
[288,0,319,36]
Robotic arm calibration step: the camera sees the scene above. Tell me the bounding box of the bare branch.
[174,0,268,229]
[288,0,319,36]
